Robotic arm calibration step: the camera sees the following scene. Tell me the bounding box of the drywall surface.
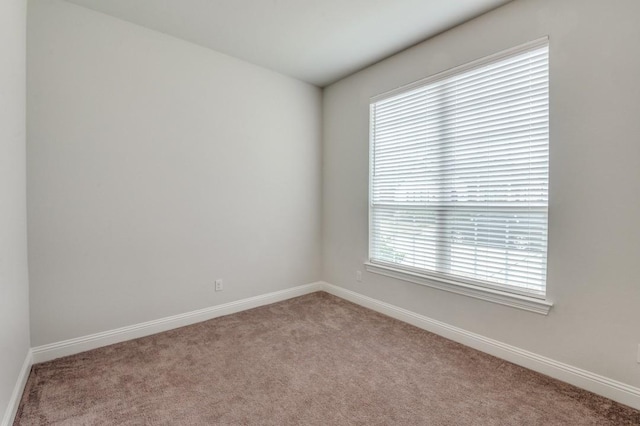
[28,0,322,346]
[323,0,640,387]
[0,0,30,418]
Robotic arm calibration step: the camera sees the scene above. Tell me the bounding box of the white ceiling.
[63,0,512,87]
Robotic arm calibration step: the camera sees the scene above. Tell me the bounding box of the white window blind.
[369,40,549,298]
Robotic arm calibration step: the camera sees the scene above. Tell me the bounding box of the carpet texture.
[15,292,640,425]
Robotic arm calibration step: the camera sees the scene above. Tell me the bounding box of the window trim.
[365,261,552,315]
[370,36,549,104]
[368,37,553,314]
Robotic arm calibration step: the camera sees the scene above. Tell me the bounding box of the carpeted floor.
[15,292,640,425]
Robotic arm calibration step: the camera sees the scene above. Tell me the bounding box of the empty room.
[2,0,640,424]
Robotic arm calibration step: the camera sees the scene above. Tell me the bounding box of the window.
[368,39,550,307]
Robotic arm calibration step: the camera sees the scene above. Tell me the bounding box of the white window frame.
[367,37,552,315]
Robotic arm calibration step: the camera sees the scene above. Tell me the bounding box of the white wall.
[27,0,322,346]
[323,0,640,388]
[0,0,31,419]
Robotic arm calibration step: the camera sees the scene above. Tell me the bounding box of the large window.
[369,39,549,300]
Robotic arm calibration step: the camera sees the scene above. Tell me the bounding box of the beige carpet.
[15,292,640,425]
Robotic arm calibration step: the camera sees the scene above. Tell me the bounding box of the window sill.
[364,262,553,315]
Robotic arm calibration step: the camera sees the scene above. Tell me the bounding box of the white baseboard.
[32,282,323,364]
[1,349,33,426]
[320,282,640,410]
[27,280,640,411]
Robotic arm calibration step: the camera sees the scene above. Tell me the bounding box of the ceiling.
[63,0,512,87]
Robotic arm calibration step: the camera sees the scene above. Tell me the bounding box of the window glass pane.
[370,42,549,297]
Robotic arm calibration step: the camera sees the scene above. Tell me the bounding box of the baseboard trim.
[1,349,33,426]
[32,282,323,364]
[320,282,640,410]
[27,280,640,411]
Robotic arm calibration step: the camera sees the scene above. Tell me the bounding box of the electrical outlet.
[356,270,362,282]
[215,279,223,292]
